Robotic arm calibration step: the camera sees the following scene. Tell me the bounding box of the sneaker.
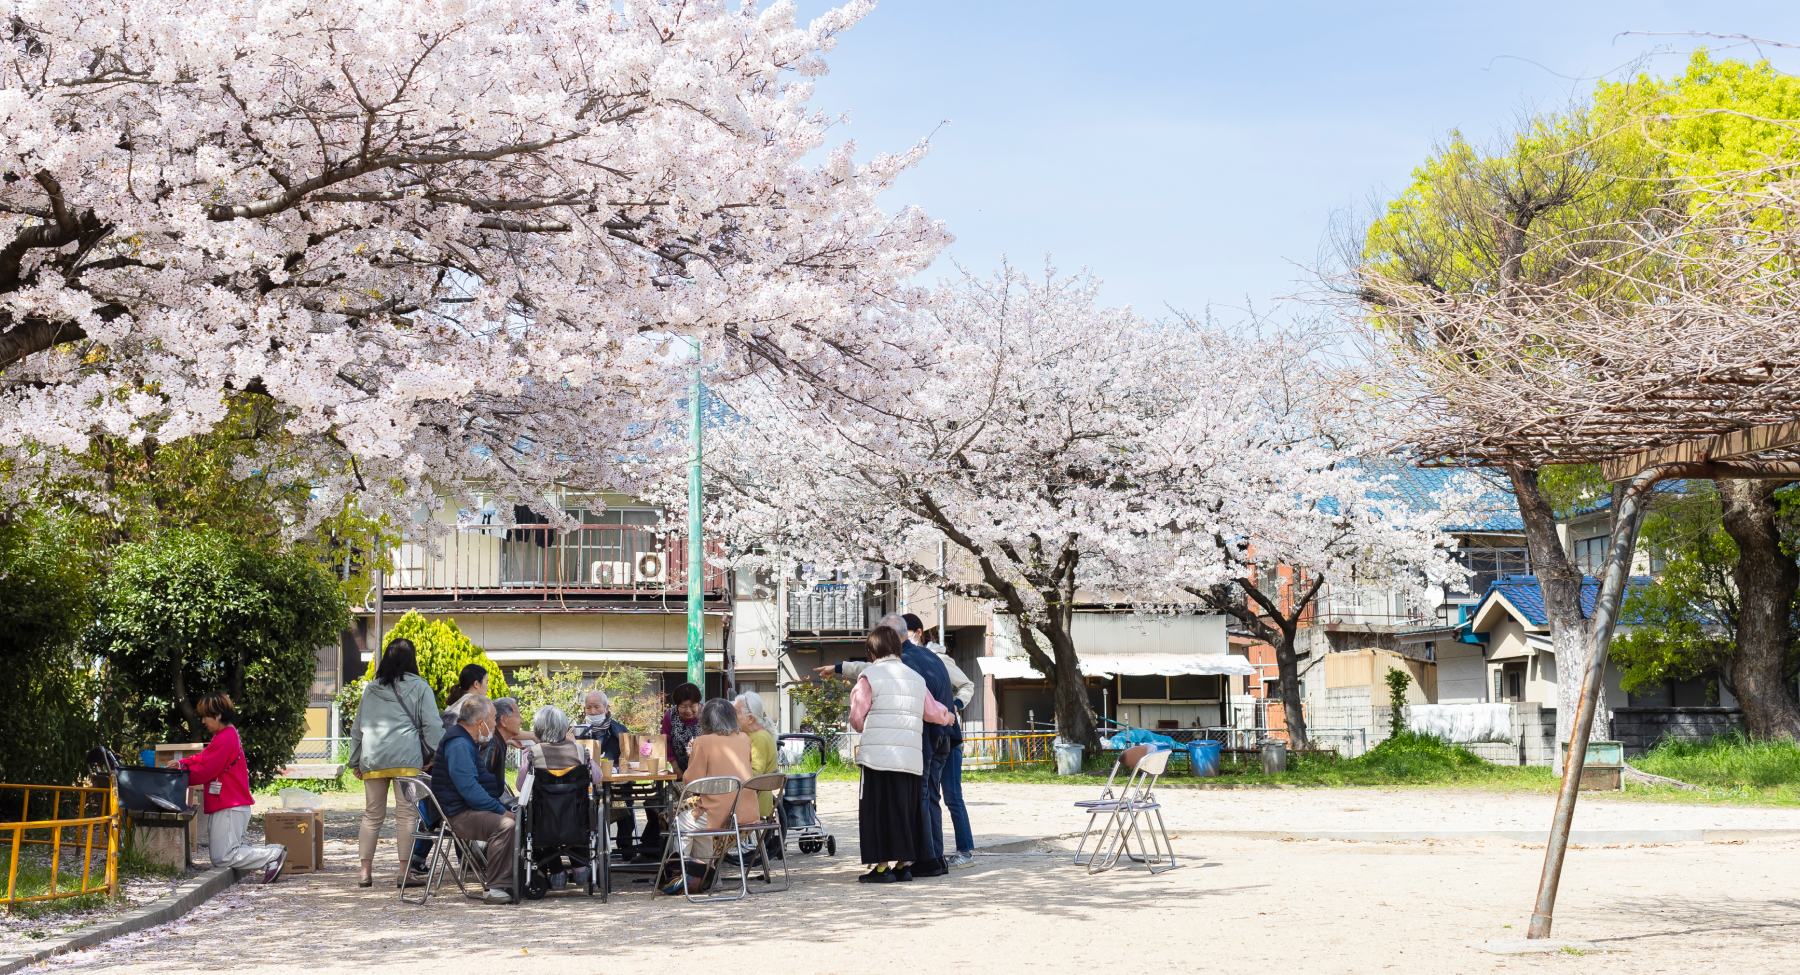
[482,888,513,905]
[857,866,897,884]
[947,851,976,870]
[894,866,914,882]
[549,871,567,891]
[260,847,288,884]
[571,867,591,889]
[912,858,949,878]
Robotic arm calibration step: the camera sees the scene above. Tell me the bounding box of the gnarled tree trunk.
[1507,465,1599,769]
[1717,479,1800,741]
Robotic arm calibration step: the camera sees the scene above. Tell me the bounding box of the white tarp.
[1407,703,1514,743]
[978,652,1256,681]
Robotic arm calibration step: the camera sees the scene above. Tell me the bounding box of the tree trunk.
[1025,619,1098,750]
[1717,479,1800,740]
[1506,465,1594,769]
[1272,624,1309,749]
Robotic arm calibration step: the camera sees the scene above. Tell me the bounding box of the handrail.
[0,783,117,908]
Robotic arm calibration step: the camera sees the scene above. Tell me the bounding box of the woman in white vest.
[847,625,954,883]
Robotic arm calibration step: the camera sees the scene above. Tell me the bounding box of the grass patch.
[1,859,112,921]
[1632,734,1800,803]
[253,772,350,796]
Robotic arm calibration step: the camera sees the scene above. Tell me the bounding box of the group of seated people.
[419,670,783,904]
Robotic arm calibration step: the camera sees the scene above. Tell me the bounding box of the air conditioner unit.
[634,551,668,585]
[591,561,632,586]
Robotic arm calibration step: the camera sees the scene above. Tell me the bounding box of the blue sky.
[792,1,1800,320]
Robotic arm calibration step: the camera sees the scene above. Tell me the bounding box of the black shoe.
[894,866,914,882]
[912,859,949,878]
[858,867,897,884]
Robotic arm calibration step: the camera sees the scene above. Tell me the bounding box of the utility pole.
[687,336,705,690]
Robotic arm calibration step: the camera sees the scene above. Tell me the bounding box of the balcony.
[787,583,882,632]
[388,525,726,597]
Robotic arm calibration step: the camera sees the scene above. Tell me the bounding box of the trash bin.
[1187,740,1222,777]
[1053,742,1084,776]
[1260,740,1288,775]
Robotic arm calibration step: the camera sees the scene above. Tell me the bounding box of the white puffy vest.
[857,658,927,776]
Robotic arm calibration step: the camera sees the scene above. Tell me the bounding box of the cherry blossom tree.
[695,265,1463,748]
[0,0,947,532]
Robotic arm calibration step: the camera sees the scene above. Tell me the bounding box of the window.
[1493,670,1504,703]
[1573,536,1609,575]
[1121,675,1222,702]
[1453,547,1530,597]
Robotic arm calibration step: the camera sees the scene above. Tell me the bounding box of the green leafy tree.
[1612,484,1800,720]
[508,664,657,734]
[90,529,350,787]
[0,519,102,786]
[338,612,510,729]
[787,675,849,735]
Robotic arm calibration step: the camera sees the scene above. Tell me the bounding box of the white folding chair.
[1078,748,1178,875]
[660,775,749,903]
[737,773,790,893]
[395,776,484,905]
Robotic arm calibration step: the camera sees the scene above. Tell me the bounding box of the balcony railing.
[388,526,726,596]
[787,583,880,632]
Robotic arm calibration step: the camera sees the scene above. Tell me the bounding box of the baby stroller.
[515,760,606,902]
[776,734,836,857]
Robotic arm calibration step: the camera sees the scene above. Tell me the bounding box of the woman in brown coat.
[662,698,756,894]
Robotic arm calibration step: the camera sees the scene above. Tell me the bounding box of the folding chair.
[737,773,790,893]
[659,775,749,903]
[1072,745,1146,865]
[394,776,485,905]
[1076,747,1178,875]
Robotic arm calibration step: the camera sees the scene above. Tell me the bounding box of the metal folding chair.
[737,773,789,893]
[1071,745,1142,864]
[659,775,749,903]
[395,776,484,905]
[1076,748,1178,875]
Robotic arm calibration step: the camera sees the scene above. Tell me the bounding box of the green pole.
[687,336,705,690]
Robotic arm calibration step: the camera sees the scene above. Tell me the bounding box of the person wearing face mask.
[430,694,516,904]
[574,689,628,757]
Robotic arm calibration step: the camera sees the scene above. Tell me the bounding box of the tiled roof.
[1475,575,1653,628]
[1348,459,1524,533]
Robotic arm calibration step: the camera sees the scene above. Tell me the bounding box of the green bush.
[509,663,657,733]
[1339,730,1487,778]
[0,520,101,786]
[90,529,350,788]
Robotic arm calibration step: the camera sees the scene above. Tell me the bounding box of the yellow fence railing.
[962,732,1057,769]
[0,784,118,908]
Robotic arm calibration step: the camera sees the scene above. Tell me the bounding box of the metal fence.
[0,784,116,908]
[291,738,349,763]
[387,525,727,596]
[962,731,1056,768]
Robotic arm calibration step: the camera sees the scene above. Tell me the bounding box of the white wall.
[1069,613,1227,655]
[1436,639,1489,703]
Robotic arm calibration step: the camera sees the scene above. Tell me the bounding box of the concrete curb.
[973,828,1800,852]
[0,867,237,975]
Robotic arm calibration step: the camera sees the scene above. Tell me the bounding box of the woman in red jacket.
[173,693,287,882]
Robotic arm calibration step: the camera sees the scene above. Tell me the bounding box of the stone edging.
[973,827,1800,853]
[0,867,237,975]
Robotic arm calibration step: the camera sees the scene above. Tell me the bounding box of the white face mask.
[587,712,608,725]
[476,724,494,744]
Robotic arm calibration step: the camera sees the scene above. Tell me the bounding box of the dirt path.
[40,783,1792,974]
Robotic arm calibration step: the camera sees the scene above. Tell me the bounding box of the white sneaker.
[482,888,513,905]
[946,851,976,870]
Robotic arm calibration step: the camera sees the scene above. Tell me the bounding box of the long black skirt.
[858,768,924,864]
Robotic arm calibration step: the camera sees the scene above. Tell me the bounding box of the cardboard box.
[263,809,324,874]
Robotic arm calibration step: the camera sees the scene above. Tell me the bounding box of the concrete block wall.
[1610,707,1744,757]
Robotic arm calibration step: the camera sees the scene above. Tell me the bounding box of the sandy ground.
[31,784,1799,974]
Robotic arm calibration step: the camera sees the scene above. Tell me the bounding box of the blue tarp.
[1100,728,1180,750]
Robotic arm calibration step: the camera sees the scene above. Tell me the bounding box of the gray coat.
[348,673,445,773]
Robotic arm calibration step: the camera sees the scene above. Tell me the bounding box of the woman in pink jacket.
[173,693,287,882]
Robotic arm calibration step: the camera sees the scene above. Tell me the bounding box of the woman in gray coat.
[348,639,443,888]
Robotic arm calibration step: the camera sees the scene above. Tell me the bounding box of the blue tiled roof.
[1348,459,1524,533]
[1475,575,1652,628]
